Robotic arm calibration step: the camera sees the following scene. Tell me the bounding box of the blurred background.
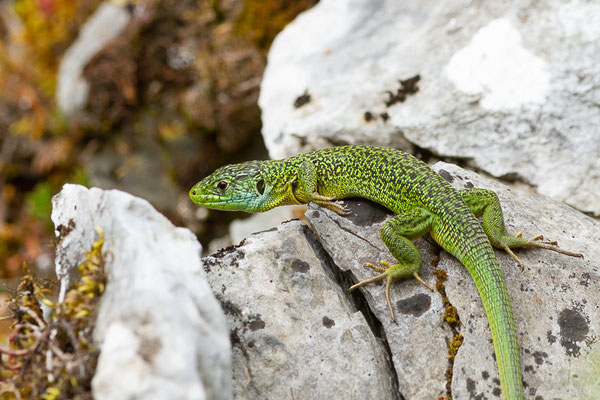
[0,0,317,338]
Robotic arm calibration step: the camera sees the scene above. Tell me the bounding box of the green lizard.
[189,145,582,400]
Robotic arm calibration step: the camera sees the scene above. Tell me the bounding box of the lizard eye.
[216,180,229,192]
[256,179,265,195]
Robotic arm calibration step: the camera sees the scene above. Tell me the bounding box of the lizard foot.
[314,198,349,215]
[500,234,583,272]
[349,260,433,322]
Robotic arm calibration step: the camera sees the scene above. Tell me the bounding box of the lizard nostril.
[191,190,197,196]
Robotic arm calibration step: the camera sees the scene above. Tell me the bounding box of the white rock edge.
[51,184,231,400]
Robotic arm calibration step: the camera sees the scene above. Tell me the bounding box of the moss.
[0,228,106,399]
[447,333,464,361]
[433,269,461,328]
[444,304,460,327]
[433,268,447,281]
[434,268,464,399]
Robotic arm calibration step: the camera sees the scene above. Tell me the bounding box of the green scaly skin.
[190,145,583,400]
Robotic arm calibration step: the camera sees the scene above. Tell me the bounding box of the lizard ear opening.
[256,179,265,195]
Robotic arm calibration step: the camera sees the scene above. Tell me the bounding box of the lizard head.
[189,161,269,213]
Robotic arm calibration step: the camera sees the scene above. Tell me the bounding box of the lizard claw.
[525,236,583,259]
[309,191,348,215]
[337,201,350,215]
[316,199,348,215]
[503,245,525,272]
[329,200,349,215]
[530,235,558,246]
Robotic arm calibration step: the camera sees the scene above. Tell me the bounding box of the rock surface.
[229,205,303,245]
[51,184,231,400]
[49,163,599,399]
[305,200,449,399]
[202,221,397,399]
[260,0,600,215]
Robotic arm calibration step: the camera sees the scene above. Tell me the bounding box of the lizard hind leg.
[348,208,435,322]
[459,188,583,271]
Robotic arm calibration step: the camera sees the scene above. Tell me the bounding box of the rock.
[305,200,448,399]
[303,163,598,399]
[202,221,397,399]
[56,3,131,115]
[51,184,231,400]
[430,162,599,399]
[259,0,600,216]
[206,205,305,254]
[229,205,304,244]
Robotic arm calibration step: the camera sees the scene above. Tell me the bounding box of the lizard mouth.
[188,187,216,206]
[189,188,255,211]
[189,192,218,207]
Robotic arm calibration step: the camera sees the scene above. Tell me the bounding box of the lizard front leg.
[349,207,434,322]
[294,160,348,215]
[459,188,583,270]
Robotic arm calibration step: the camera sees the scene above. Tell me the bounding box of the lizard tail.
[463,248,524,400]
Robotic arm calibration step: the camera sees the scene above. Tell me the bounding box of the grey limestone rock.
[202,221,397,400]
[50,164,600,399]
[305,200,448,399]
